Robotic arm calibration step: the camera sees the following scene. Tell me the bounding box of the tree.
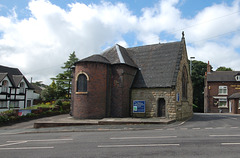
[52,51,79,99]
[191,60,212,112]
[41,81,57,102]
[216,66,233,71]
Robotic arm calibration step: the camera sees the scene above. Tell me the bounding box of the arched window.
[77,74,87,92]
[1,80,8,93]
[182,66,188,100]
[19,82,25,94]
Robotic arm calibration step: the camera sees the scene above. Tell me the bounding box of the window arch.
[182,66,188,100]
[19,82,25,94]
[76,72,89,93]
[1,80,8,93]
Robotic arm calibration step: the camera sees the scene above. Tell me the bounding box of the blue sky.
[0,0,240,84]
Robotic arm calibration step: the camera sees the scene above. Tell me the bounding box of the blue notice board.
[133,100,145,113]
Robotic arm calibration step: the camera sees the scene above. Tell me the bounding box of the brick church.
[71,32,193,120]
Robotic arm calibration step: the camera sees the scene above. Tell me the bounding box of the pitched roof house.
[0,65,39,112]
[71,33,193,120]
[204,62,240,114]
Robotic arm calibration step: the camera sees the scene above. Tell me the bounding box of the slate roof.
[127,41,183,88]
[228,92,240,99]
[76,38,185,88]
[75,54,110,65]
[207,71,240,82]
[0,65,34,89]
[102,44,138,68]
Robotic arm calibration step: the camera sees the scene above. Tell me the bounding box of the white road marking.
[154,129,163,131]
[0,147,54,150]
[205,127,213,130]
[192,128,200,130]
[0,141,27,147]
[221,143,240,145]
[210,135,240,137]
[7,138,73,143]
[230,127,239,129]
[178,121,186,126]
[110,136,177,140]
[167,128,175,130]
[98,144,180,148]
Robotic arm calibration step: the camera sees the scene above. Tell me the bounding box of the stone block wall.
[174,44,193,120]
[131,88,177,120]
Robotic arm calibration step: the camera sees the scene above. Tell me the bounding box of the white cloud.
[0,0,240,84]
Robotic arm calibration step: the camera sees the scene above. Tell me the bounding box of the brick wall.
[111,64,137,117]
[205,81,240,113]
[72,62,110,119]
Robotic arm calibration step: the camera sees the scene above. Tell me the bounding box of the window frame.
[1,80,9,93]
[0,101,7,109]
[19,82,25,94]
[219,86,228,95]
[182,66,188,100]
[235,75,240,81]
[218,98,227,108]
[9,101,19,108]
[75,72,89,95]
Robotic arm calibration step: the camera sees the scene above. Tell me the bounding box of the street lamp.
[190,57,195,76]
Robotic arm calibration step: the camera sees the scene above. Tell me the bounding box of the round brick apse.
[72,62,110,119]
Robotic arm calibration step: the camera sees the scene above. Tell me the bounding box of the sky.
[0,0,240,85]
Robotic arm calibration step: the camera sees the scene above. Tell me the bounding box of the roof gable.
[0,65,34,89]
[0,73,7,82]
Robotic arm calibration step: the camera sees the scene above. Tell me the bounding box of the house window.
[9,101,19,108]
[182,66,188,100]
[0,101,7,108]
[19,82,25,94]
[219,86,227,95]
[218,98,227,108]
[77,74,87,92]
[235,75,240,81]
[1,80,8,93]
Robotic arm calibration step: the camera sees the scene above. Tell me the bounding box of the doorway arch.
[158,98,166,117]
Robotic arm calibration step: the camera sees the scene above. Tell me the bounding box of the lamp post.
[190,57,195,76]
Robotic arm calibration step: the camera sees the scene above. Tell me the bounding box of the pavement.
[33,114,176,128]
[0,114,176,134]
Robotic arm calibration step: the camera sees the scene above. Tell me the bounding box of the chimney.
[207,61,211,74]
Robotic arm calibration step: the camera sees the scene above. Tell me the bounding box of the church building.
[71,33,193,120]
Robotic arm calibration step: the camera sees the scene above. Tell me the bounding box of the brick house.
[0,65,40,112]
[204,62,240,114]
[71,33,193,120]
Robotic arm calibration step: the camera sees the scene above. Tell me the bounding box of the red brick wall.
[72,62,110,119]
[111,65,137,117]
[206,81,240,113]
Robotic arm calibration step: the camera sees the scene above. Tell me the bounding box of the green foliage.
[0,101,70,126]
[216,66,233,71]
[52,51,79,99]
[191,60,211,112]
[55,99,63,106]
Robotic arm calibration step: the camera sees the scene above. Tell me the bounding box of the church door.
[158,98,166,117]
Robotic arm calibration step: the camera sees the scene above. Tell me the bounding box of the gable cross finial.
[182,31,184,38]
